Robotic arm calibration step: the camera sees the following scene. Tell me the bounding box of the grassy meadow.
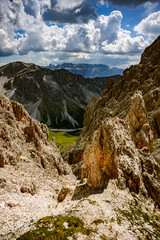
[48,130,80,153]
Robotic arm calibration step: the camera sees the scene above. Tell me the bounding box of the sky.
[0,0,160,69]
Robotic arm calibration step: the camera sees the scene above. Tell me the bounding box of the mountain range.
[0,62,119,129]
[46,63,123,78]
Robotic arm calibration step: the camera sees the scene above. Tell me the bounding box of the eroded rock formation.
[0,93,69,175]
[69,36,160,165]
[125,91,153,150]
[76,91,160,207]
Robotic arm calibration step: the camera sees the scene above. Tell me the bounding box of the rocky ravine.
[0,62,118,129]
[0,93,160,240]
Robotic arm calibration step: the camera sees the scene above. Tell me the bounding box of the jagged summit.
[47,62,123,78]
[82,91,160,208]
[71,35,160,156]
[140,35,160,65]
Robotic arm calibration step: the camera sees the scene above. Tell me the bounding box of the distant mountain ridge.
[0,61,119,129]
[46,63,123,78]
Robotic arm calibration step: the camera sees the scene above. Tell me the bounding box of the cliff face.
[82,91,160,207]
[0,62,117,129]
[69,37,160,208]
[0,93,69,174]
[70,36,160,164]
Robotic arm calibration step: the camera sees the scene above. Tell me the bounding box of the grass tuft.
[17,215,94,240]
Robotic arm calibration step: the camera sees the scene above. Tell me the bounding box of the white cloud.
[96,11,123,43]
[143,2,159,15]
[0,29,18,56]
[0,0,156,68]
[39,56,51,65]
[101,30,150,54]
[134,11,160,36]
[55,0,84,11]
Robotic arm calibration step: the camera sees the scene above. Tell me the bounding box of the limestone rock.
[69,36,160,165]
[83,115,160,207]
[71,161,87,180]
[83,117,143,193]
[58,187,71,202]
[20,182,37,196]
[0,93,69,175]
[80,90,160,207]
[125,91,153,150]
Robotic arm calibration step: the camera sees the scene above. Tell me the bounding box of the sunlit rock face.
[0,93,69,175]
[83,117,142,191]
[82,91,160,207]
[69,35,160,165]
[125,91,153,150]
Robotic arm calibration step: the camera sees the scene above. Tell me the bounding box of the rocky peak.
[69,36,160,165]
[140,35,160,66]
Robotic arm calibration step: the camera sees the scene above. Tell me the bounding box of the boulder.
[58,187,71,202]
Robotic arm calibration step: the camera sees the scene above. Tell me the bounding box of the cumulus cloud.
[0,0,157,68]
[95,11,122,43]
[42,1,97,24]
[101,30,150,54]
[134,11,160,36]
[22,0,40,18]
[0,29,18,56]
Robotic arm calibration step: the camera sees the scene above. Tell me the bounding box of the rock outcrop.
[125,91,153,150]
[69,35,160,165]
[0,62,118,129]
[78,91,160,207]
[0,93,69,175]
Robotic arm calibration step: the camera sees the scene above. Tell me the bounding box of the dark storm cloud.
[0,49,15,57]
[42,2,97,24]
[104,0,160,7]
